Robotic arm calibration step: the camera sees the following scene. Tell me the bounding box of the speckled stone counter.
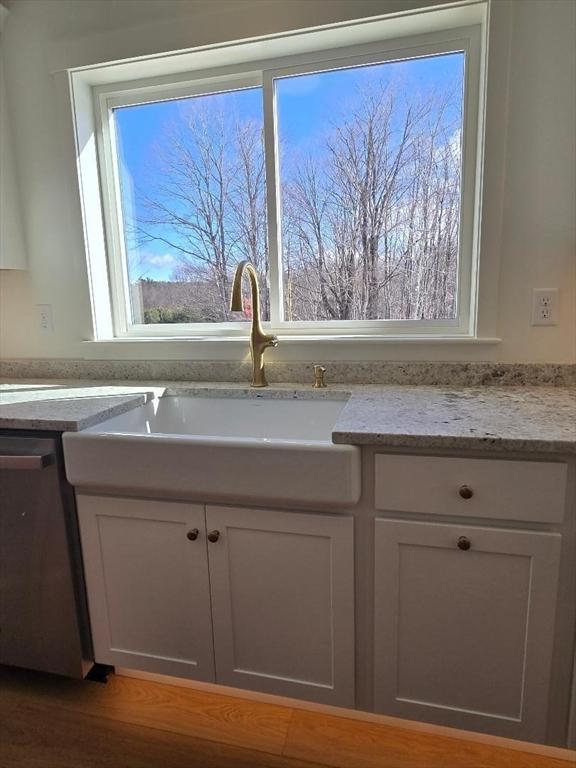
[333,386,576,454]
[0,383,155,431]
[0,379,574,453]
[1,359,575,387]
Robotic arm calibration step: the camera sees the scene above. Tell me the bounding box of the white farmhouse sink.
[63,395,361,508]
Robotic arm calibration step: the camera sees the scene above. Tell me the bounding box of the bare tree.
[229,120,269,316]
[133,79,462,325]
[282,83,462,322]
[136,102,268,321]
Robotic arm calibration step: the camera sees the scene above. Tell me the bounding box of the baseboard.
[115,667,575,763]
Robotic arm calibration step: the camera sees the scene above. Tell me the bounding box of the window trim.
[90,22,485,340]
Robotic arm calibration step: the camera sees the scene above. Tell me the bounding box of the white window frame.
[90,22,485,341]
[96,72,264,339]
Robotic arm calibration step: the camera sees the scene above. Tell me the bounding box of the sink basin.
[63,395,361,508]
[88,394,346,441]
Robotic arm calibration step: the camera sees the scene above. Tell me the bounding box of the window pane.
[276,53,465,322]
[114,87,268,325]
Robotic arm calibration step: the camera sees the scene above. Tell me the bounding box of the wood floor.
[0,666,573,768]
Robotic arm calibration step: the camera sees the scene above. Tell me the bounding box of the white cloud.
[144,253,177,267]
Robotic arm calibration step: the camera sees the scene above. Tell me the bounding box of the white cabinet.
[207,505,355,706]
[77,495,215,681]
[374,518,562,742]
[75,448,568,744]
[76,496,355,705]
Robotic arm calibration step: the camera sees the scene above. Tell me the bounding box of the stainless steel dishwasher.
[0,435,91,678]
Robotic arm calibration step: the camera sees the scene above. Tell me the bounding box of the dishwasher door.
[0,436,90,677]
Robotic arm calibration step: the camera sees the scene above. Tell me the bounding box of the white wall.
[0,6,27,270]
[0,0,574,363]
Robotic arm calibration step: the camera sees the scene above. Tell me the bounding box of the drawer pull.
[186,529,199,541]
[0,453,55,470]
[207,530,220,543]
[457,536,472,551]
[459,485,474,500]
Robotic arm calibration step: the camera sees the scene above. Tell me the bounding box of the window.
[275,54,464,323]
[90,21,483,339]
[113,85,268,325]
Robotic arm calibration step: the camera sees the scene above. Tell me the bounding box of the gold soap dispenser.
[313,365,327,389]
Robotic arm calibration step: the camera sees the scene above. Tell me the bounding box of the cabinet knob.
[207,530,220,543]
[459,485,474,500]
[457,536,472,551]
[186,529,199,541]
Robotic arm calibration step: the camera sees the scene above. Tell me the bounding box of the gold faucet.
[230,261,278,388]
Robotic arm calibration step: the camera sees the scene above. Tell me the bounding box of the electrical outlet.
[36,304,54,334]
[531,289,559,326]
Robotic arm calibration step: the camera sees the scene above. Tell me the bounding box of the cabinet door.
[77,495,215,681]
[206,505,355,706]
[374,519,561,742]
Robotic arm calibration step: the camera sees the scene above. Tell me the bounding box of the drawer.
[374,455,567,523]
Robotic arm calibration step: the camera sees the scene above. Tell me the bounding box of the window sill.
[84,335,502,346]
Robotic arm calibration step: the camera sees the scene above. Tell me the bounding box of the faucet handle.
[313,364,327,389]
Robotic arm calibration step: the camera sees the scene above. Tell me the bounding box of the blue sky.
[114,51,464,281]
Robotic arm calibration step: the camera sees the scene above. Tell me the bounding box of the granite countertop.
[0,382,156,431]
[332,385,576,454]
[0,379,574,454]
